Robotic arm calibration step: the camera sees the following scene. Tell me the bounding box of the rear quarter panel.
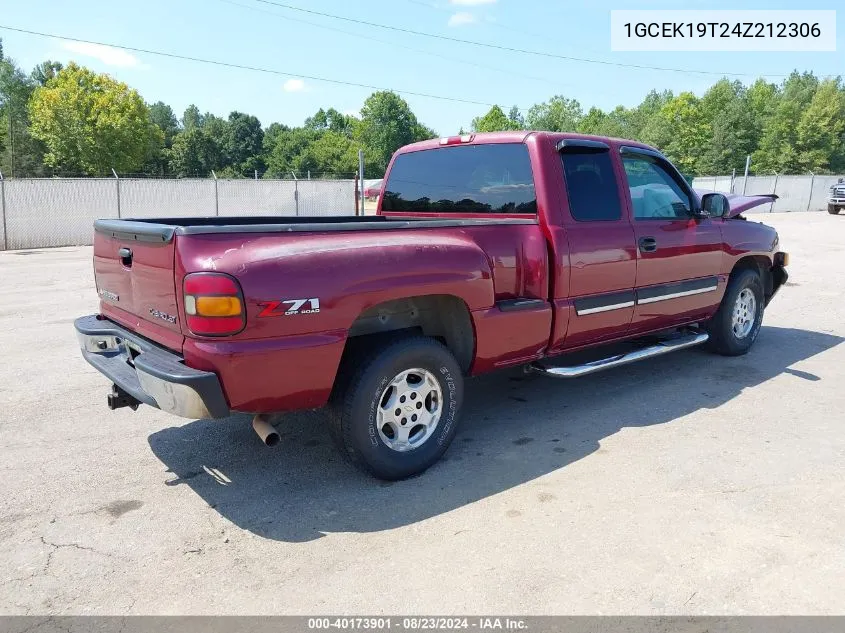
[174,228,509,412]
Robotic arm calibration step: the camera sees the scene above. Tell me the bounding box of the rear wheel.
[328,337,463,480]
[706,268,765,356]
[829,204,841,215]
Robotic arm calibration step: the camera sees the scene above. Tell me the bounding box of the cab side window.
[622,156,692,220]
[560,151,622,222]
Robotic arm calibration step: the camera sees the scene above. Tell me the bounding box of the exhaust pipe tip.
[252,414,280,447]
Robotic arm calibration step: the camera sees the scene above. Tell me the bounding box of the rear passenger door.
[551,140,637,352]
[620,147,724,334]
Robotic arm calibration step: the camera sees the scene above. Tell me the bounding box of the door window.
[623,156,692,220]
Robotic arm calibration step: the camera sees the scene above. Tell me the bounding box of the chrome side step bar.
[528,332,709,379]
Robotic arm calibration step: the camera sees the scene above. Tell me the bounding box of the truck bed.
[94,216,537,242]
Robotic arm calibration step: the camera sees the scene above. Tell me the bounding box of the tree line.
[471,72,845,176]
[2,38,844,179]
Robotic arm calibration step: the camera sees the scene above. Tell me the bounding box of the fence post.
[291,172,299,216]
[111,168,121,218]
[212,170,219,216]
[354,170,359,217]
[358,149,365,216]
[742,155,751,195]
[770,173,779,213]
[0,170,7,251]
[730,168,736,194]
[806,172,815,212]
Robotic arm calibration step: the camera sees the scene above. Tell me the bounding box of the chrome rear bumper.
[75,315,230,419]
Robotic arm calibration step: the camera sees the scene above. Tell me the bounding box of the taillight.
[183,272,245,336]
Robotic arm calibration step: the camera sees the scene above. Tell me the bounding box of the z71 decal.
[258,298,321,317]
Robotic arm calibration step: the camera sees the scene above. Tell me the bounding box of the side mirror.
[701,192,729,218]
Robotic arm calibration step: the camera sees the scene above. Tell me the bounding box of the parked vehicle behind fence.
[829,178,845,214]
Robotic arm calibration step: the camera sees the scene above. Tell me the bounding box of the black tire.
[705,268,765,356]
[328,336,464,480]
[829,204,841,215]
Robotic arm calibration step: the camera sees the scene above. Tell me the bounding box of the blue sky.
[0,0,842,135]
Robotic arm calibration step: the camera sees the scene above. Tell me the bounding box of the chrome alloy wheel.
[732,288,757,339]
[376,368,442,452]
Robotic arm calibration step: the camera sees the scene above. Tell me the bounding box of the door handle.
[638,237,657,253]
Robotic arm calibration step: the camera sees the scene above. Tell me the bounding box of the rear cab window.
[381,143,537,214]
[559,150,622,222]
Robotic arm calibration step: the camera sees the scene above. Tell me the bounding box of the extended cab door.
[619,146,724,334]
[548,139,637,352]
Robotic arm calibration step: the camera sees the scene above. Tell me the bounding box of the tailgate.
[93,220,184,352]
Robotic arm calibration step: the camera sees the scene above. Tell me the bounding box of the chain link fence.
[0,177,357,250]
[692,173,844,213]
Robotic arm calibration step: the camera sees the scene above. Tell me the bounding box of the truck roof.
[396,131,659,155]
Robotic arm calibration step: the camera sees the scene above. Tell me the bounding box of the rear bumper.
[74,315,230,419]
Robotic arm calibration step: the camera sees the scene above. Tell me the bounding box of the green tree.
[696,80,757,175]
[143,101,180,175]
[525,95,582,132]
[795,78,845,172]
[305,107,357,136]
[700,97,757,175]
[1,52,47,176]
[149,102,180,146]
[625,89,674,143]
[225,111,264,176]
[264,126,321,177]
[576,106,631,138]
[298,130,359,175]
[28,62,161,174]
[753,71,819,173]
[168,128,221,176]
[182,104,203,131]
[471,105,516,132]
[357,91,434,175]
[642,92,708,175]
[507,106,525,130]
[30,60,63,86]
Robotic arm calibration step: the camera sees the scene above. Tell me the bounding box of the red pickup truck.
[75,132,788,480]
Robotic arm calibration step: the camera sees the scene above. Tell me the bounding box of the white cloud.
[60,41,145,68]
[447,11,478,26]
[283,78,306,93]
[450,0,496,5]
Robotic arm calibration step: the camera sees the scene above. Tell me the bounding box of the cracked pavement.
[1,212,844,614]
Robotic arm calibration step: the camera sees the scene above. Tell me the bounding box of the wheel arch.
[730,255,773,299]
[342,294,475,374]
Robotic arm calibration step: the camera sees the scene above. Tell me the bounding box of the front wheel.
[829,204,841,215]
[706,269,765,356]
[328,337,464,480]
